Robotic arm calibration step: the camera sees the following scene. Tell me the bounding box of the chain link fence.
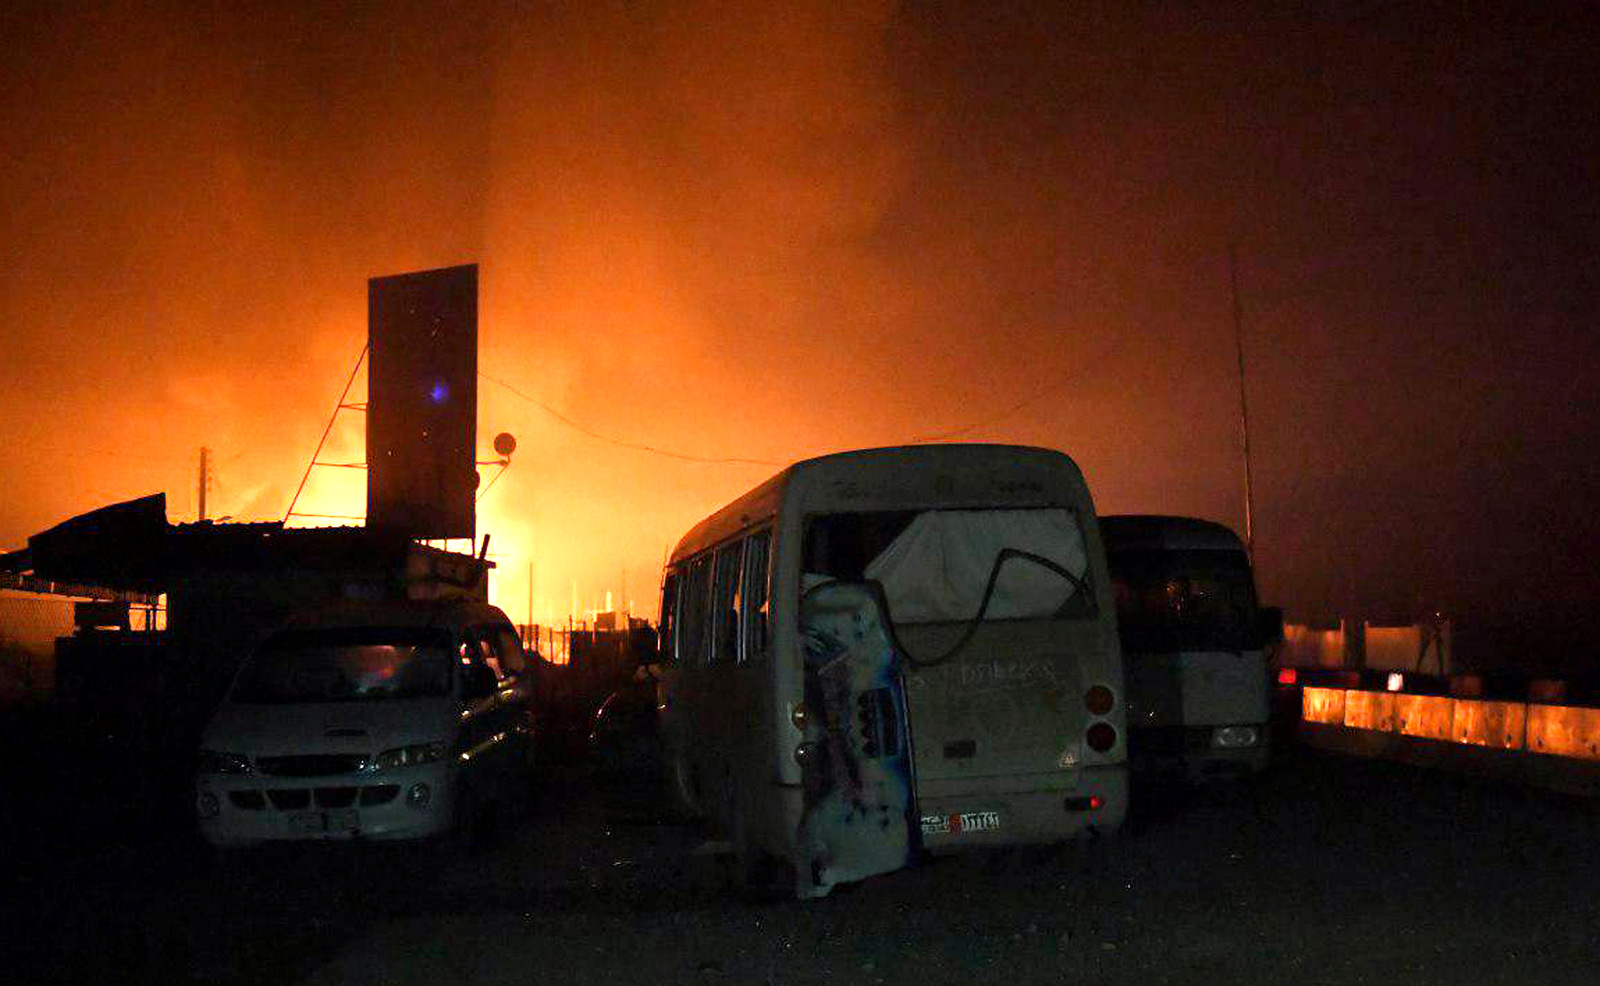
[0,591,76,704]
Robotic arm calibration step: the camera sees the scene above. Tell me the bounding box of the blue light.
[429,381,449,404]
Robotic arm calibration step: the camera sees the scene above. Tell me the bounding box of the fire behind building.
[0,491,497,831]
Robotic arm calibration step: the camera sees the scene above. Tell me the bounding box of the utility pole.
[1229,244,1256,557]
[198,446,210,522]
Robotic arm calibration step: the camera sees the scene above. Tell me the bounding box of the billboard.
[366,264,478,539]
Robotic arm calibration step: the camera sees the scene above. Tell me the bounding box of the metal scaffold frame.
[283,343,369,525]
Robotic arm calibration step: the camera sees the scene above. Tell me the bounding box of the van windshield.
[1109,549,1259,654]
[231,628,455,704]
[803,507,1092,624]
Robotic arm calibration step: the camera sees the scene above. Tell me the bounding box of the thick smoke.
[2,2,1598,664]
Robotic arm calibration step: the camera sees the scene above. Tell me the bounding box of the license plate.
[920,810,1001,836]
[288,809,360,835]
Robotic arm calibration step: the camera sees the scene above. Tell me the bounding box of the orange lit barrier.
[1297,683,1600,762]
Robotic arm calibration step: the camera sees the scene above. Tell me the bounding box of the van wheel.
[517,732,540,797]
[442,785,485,859]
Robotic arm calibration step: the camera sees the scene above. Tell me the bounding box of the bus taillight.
[1085,722,1117,752]
[1276,667,1298,686]
[1084,685,1115,716]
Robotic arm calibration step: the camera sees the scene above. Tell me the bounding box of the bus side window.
[742,530,770,661]
[659,574,678,666]
[1112,576,1133,619]
[681,556,713,669]
[711,542,743,665]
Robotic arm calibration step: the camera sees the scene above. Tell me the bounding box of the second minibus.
[1101,515,1281,780]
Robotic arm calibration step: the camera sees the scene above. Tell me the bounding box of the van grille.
[314,786,358,808]
[267,788,310,810]
[255,754,368,777]
[229,785,400,811]
[227,791,266,810]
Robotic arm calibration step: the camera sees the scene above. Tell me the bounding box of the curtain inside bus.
[856,508,1088,624]
[1108,549,1258,653]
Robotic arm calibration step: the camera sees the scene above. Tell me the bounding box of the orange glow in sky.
[4,3,1600,667]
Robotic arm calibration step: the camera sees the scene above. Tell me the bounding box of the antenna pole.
[198,446,210,522]
[1229,244,1257,557]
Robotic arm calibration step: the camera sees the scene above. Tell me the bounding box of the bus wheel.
[728,791,785,900]
[668,756,700,819]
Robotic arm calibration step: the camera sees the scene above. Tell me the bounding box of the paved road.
[10,750,1600,985]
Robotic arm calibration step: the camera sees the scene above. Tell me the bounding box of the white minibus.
[656,444,1127,897]
[1101,515,1281,780]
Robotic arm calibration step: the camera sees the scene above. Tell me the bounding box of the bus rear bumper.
[914,766,1128,852]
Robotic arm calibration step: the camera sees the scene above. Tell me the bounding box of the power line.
[478,371,784,467]
[482,332,1126,469]
[908,333,1129,443]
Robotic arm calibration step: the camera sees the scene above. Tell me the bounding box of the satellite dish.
[493,432,517,457]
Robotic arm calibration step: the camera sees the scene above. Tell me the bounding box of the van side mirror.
[1256,606,1285,649]
[461,664,498,700]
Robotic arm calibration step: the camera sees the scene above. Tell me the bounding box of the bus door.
[795,581,919,898]
[655,567,698,814]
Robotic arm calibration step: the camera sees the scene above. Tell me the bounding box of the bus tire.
[668,755,700,819]
[728,789,785,899]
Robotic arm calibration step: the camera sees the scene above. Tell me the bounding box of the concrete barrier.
[1452,699,1525,751]
[1395,694,1453,742]
[1343,690,1396,731]
[1289,670,1600,794]
[1526,705,1600,760]
[1302,686,1345,725]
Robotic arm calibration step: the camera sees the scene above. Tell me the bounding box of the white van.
[194,600,536,846]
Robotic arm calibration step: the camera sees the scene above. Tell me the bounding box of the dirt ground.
[6,744,1600,986]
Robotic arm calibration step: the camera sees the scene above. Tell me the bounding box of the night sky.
[2,1,1597,667]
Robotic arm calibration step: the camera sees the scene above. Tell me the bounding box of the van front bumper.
[195,764,460,847]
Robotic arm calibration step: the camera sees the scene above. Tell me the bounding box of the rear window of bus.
[802,507,1094,624]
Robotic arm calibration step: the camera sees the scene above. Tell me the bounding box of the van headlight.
[1212,726,1260,749]
[197,749,253,775]
[374,741,448,770]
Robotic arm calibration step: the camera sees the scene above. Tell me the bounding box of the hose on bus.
[895,547,1091,669]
